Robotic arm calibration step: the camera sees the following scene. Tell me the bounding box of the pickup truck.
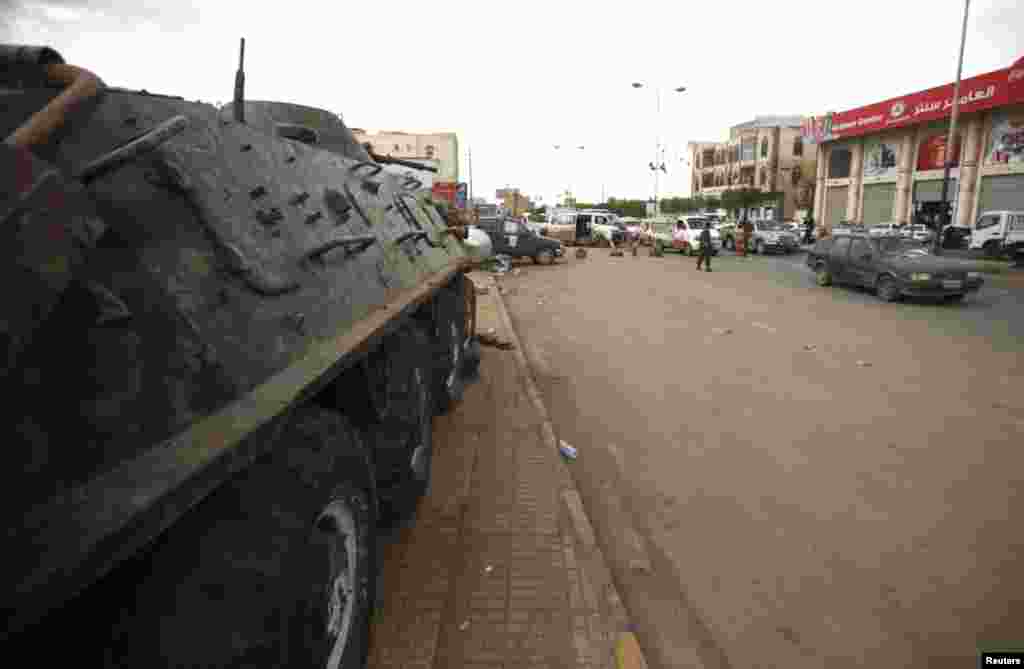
[970,210,1024,259]
[806,233,985,302]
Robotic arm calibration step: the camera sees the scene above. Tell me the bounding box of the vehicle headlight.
[910,272,931,281]
[967,271,981,279]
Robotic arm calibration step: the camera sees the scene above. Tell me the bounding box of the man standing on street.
[741,218,754,258]
[696,221,713,272]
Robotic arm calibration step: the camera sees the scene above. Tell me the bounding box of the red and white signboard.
[803,57,1024,144]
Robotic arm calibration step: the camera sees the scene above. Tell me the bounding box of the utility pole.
[936,0,971,255]
[468,146,473,206]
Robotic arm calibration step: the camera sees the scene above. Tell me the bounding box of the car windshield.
[762,223,786,231]
[878,238,931,255]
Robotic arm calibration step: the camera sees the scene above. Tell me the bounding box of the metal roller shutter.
[861,183,897,225]
[826,186,848,226]
[913,179,957,202]
[977,175,1024,213]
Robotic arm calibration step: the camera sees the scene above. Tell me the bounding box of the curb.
[487,274,650,669]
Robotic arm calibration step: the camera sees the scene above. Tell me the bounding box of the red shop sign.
[825,60,1024,141]
[917,132,961,171]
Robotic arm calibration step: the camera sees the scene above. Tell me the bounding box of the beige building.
[806,57,1024,232]
[350,129,460,183]
[496,188,533,216]
[689,116,818,220]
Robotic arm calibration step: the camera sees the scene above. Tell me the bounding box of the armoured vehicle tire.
[433,279,467,413]
[109,408,377,669]
[755,240,764,255]
[943,293,965,304]
[983,240,1002,259]
[364,325,434,528]
[463,337,482,379]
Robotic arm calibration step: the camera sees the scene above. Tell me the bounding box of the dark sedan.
[806,234,985,302]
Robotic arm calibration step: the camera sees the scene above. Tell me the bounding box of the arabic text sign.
[805,65,1021,143]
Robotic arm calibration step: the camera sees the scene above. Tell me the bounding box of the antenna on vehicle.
[233,37,246,123]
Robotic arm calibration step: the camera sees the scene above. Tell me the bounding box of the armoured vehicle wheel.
[983,240,1002,259]
[433,278,467,413]
[110,409,377,669]
[364,326,434,527]
[755,240,764,255]
[876,275,901,302]
[943,293,965,304]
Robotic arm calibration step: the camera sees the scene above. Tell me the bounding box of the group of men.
[695,219,757,272]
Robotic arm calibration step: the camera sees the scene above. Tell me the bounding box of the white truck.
[970,210,1024,258]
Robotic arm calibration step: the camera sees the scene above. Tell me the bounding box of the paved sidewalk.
[368,273,632,669]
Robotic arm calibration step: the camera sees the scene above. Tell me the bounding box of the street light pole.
[632,82,685,217]
[936,0,971,255]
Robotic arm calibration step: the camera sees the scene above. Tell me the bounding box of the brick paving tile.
[369,276,630,669]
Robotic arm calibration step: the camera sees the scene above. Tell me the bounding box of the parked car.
[869,222,904,238]
[477,216,564,264]
[805,234,985,302]
[621,216,644,242]
[906,224,935,244]
[651,216,721,256]
[717,220,739,250]
[970,210,1024,258]
[941,223,971,249]
[747,220,799,254]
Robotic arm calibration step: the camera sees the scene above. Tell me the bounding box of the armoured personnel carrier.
[1,40,485,667]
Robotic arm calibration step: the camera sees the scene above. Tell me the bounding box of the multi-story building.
[350,129,460,183]
[689,116,818,220]
[804,56,1024,232]
[495,188,532,217]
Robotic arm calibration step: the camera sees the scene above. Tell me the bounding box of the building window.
[406,144,413,152]
[760,137,768,159]
[759,167,766,186]
[793,136,803,156]
[393,143,401,152]
[792,165,802,187]
[829,147,852,179]
[425,144,435,159]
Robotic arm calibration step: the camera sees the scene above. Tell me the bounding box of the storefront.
[976,109,1024,213]
[804,55,1024,232]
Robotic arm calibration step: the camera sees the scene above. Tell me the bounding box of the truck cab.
[970,210,1024,258]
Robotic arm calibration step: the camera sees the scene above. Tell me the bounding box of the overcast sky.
[3,0,1022,205]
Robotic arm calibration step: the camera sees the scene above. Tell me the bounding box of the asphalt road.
[499,248,1024,669]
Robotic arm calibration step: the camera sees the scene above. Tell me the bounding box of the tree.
[721,188,770,220]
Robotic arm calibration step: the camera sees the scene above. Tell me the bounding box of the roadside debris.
[479,332,514,350]
[856,360,872,367]
[803,344,817,351]
[484,564,494,573]
[484,254,513,274]
[712,327,733,336]
[559,439,578,460]
[459,620,470,631]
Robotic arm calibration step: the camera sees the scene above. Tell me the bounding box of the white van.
[970,211,1024,257]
